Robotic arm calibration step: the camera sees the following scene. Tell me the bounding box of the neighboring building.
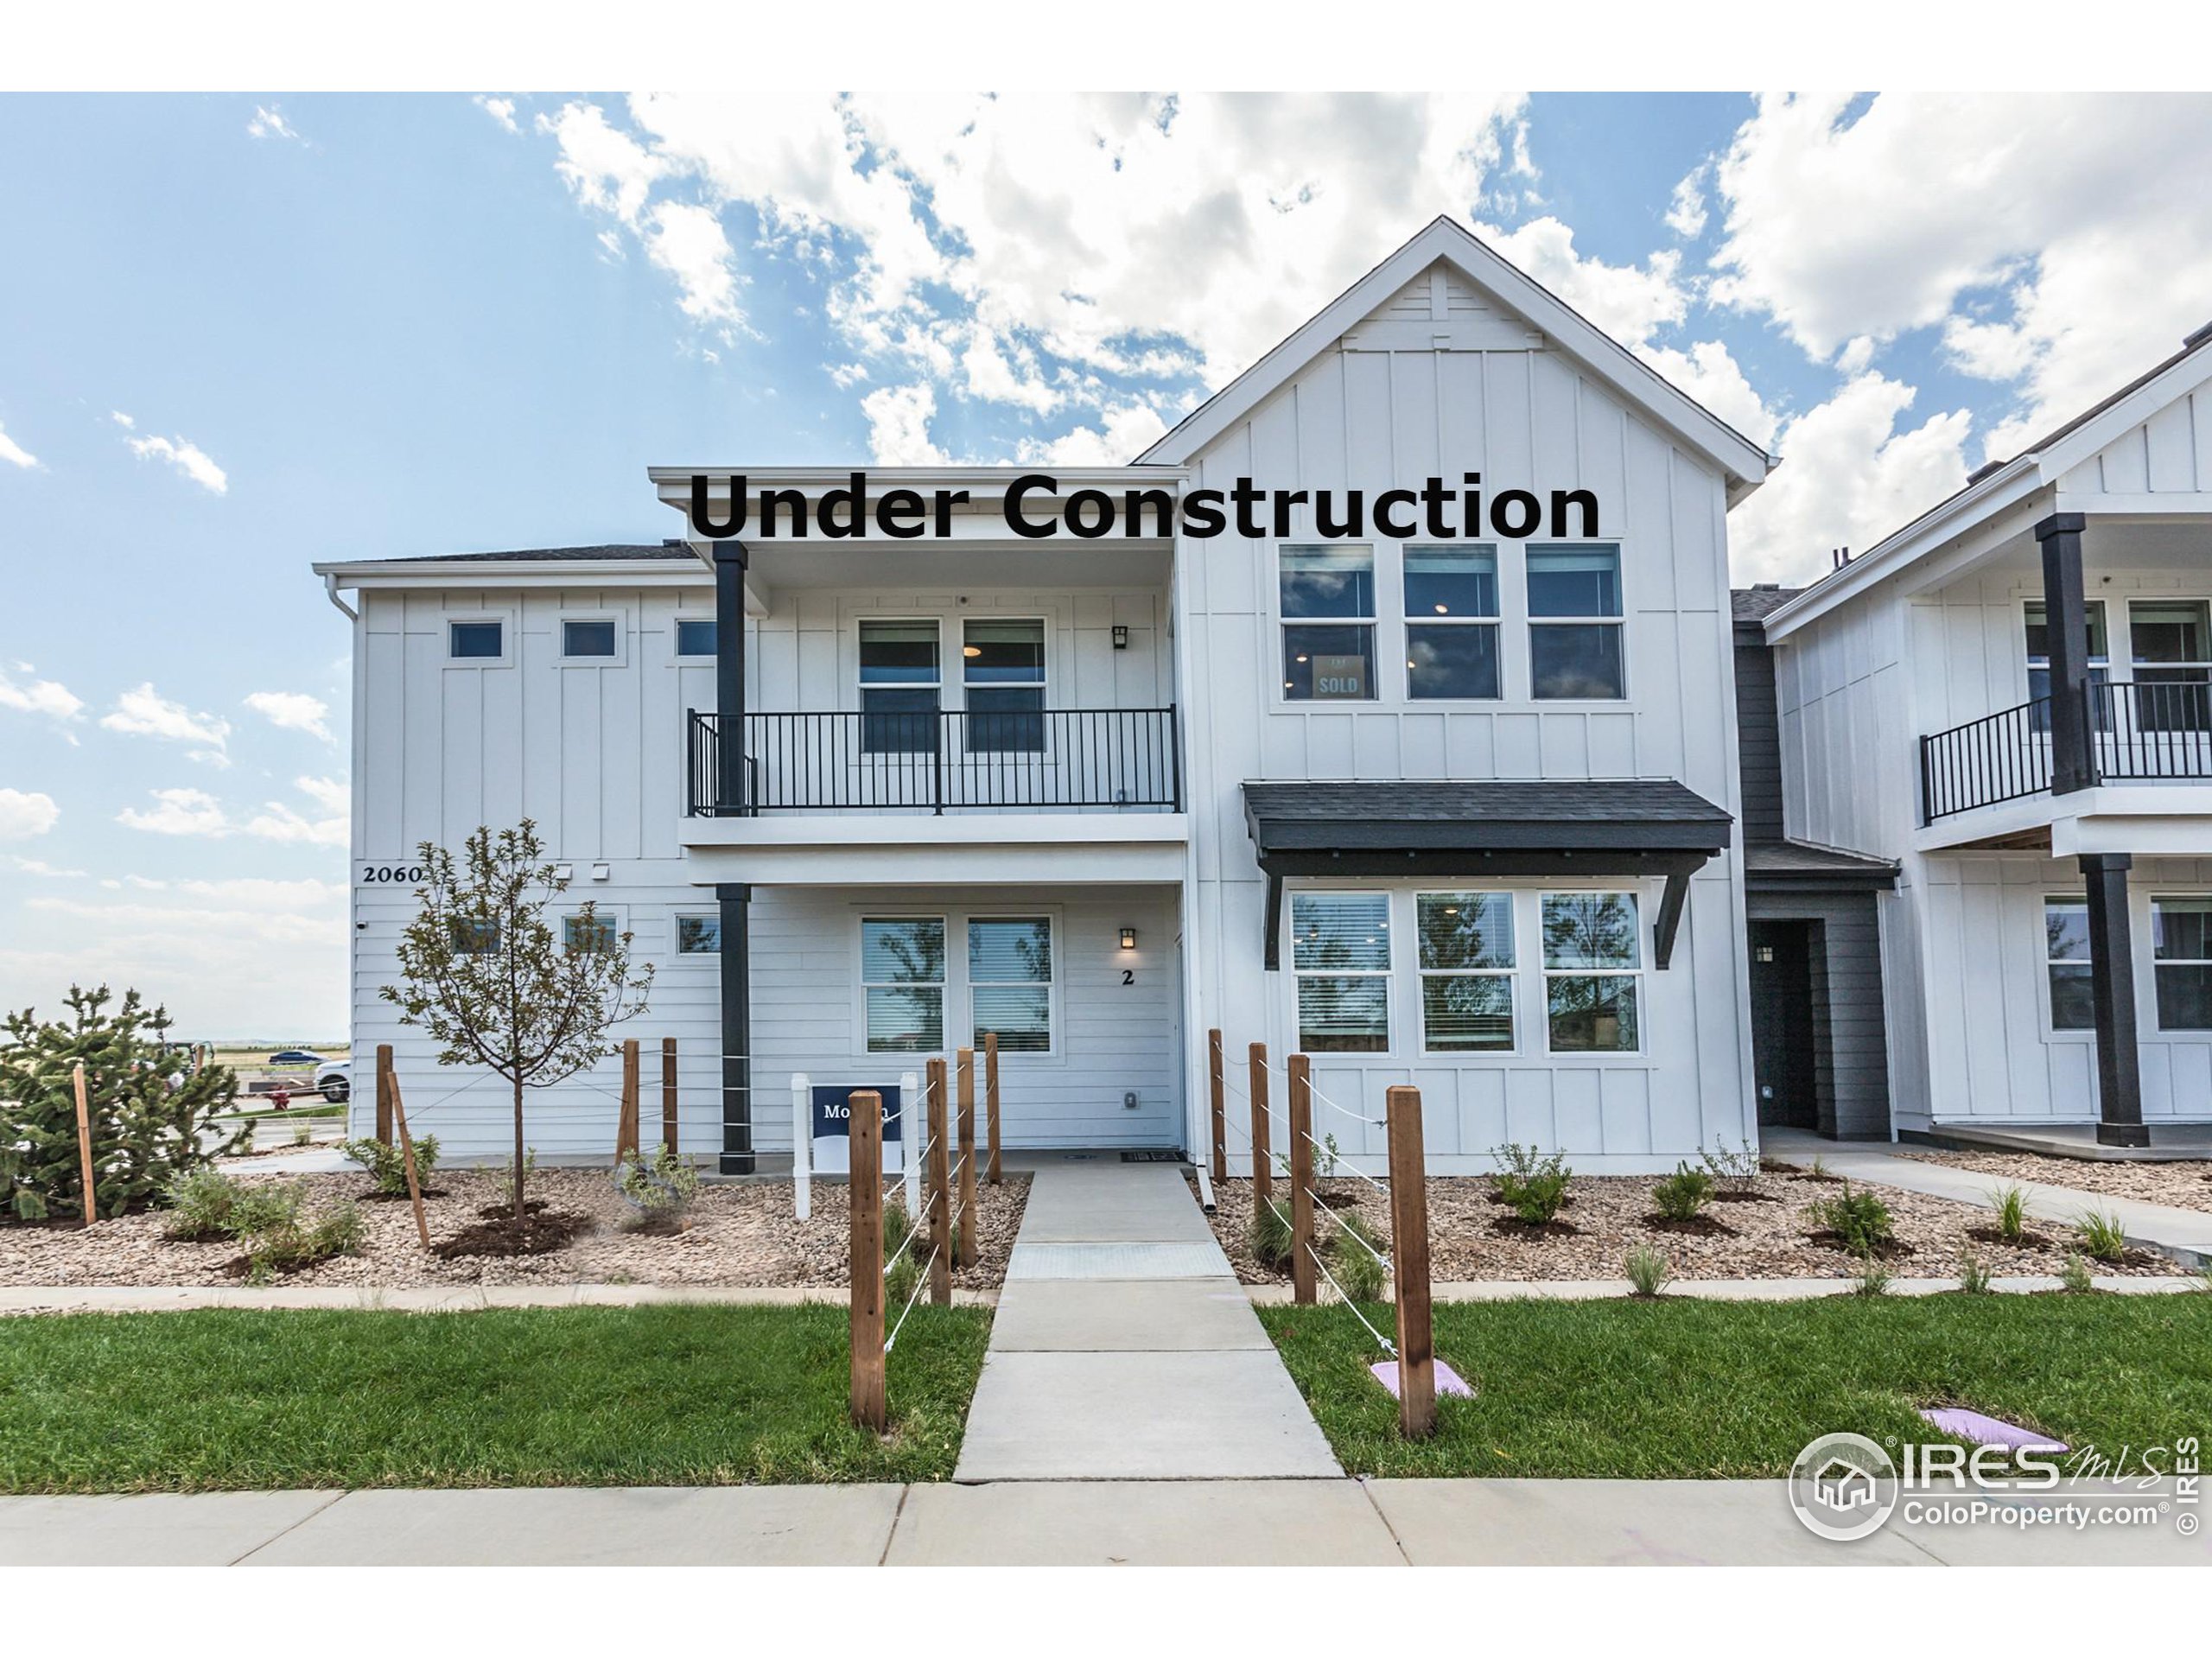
[1761,325,2212,1147]
[316,217,1777,1173]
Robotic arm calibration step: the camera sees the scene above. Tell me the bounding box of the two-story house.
[1759,326,2212,1149]
[315,218,1775,1174]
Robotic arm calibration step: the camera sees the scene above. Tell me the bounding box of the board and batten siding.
[1173,268,1758,1173]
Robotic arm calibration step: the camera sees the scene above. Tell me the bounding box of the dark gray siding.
[1733,622,1786,845]
[1747,890,1891,1139]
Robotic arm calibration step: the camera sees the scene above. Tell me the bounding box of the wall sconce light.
[1112,625,1129,650]
[1120,926,1138,950]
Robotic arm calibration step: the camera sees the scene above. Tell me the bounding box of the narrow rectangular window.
[1417,893,1515,1051]
[1527,544,1624,699]
[859,620,940,755]
[449,620,503,659]
[862,917,944,1052]
[1541,892,1640,1052]
[677,913,721,955]
[1292,892,1390,1052]
[1405,545,1501,700]
[964,619,1046,753]
[969,916,1052,1052]
[675,619,716,657]
[1281,544,1376,701]
[448,916,500,954]
[2127,600,2212,735]
[2044,896,2094,1031]
[2152,896,2212,1031]
[562,618,617,658]
[563,912,617,954]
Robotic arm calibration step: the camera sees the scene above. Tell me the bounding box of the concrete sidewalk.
[952,1154,1338,1482]
[6,1478,2205,1567]
[1764,1128,2212,1264]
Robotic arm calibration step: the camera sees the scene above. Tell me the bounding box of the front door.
[1749,920,1818,1130]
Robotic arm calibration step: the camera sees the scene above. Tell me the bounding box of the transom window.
[1405,545,1501,700]
[2152,896,2212,1032]
[969,916,1052,1052]
[562,618,618,658]
[1291,892,1390,1052]
[675,619,715,657]
[1541,892,1640,1052]
[2044,896,2094,1031]
[861,918,945,1052]
[964,619,1046,754]
[859,621,940,755]
[448,620,504,659]
[677,914,721,955]
[1527,544,1625,700]
[1281,544,1376,702]
[1417,893,1515,1051]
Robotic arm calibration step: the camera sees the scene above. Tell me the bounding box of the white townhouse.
[315,218,1778,1174]
[1760,325,2212,1149]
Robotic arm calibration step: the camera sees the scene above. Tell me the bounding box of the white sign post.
[791,1072,811,1220]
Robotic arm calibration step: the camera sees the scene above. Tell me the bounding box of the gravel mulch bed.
[1195,1171,2191,1285]
[0,1167,1030,1290]
[1891,1147,2212,1215]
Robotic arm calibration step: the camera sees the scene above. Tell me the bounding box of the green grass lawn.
[1261,1294,2212,1478]
[0,1304,991,1492]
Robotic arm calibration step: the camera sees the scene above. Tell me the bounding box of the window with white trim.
[675,619,715,657]
[859,620,939,754]
[1291,892,1390,1052]
[969,915,1052,1052]
[448,620,504,660]
[2152,896,2212,1031]
[561,617,618,659]
[1417,892,1515,1052]
[563,912,617,954]
[1527,543,1624,699]
[448,916,500,954]
[676,913,720,955]
[1281,544,1376,701]
[963,619,1046,753]
[2024,600,2107,704]
[1404,545,1501,700]
[1541,892,1640,1052]
[2128,600,2212,735]
[861,917,944,1052]
[2044,896,2094,1031]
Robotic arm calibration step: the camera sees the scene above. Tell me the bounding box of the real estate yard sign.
[810,1084,904,1174]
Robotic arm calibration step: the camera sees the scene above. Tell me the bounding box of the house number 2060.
[360,865,427,884]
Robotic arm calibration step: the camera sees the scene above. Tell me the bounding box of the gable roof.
[1140,216,1775,502]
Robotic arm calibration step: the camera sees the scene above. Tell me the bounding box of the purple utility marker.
[1919,1407,2068,1452]
[1370,1359,1475,1399]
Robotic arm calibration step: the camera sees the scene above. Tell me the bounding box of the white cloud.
[861,383,950,466]
[125,431,229,495]
[474,94,519,134]
[0,419,38,470]
[1663,167,1708,239]
[101,683,232,765]
[247,105,300,142]
[0,788,60,839]
[642,200,743,325]
[244,776,348,847]
[1728,372,1973,584]
[244,689,334,742]
[1473,217,1687,350]
[6,854,84,877]
[1636,340,1778,449]
[826,361,870,390]
[116,786,230,837]
[0,663,84,729]
[110,410,134,428]
[293,775,349,816]
[1016,403,1172,467]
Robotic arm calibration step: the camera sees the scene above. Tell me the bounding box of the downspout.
[322,571,359,622]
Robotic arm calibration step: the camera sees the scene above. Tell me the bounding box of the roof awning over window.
[1242,779,1733,971]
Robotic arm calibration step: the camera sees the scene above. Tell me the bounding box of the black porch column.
[712,541,748,813]
[2080,852,2149,1147]
[717,880,754,1173]
[2036,512,2095,795]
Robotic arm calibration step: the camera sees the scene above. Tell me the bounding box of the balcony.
[686,708,1183,817]
[1922,680,2212,823]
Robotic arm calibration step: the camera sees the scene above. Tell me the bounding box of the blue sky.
[3,90,2209,1035]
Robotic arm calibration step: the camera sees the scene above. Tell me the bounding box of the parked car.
[269,1048,327,1068]
[315,1059,350,1103]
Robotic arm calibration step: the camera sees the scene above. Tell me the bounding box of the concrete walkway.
[952,1154,1338,1482]
[6,1478,2204,1566]
[1765,1128,2212,1264]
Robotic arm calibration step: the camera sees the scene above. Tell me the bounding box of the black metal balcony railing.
[1922,680,2212,822]
[686,708,1182,816]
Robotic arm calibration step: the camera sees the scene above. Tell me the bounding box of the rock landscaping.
[1893,1146,2212,1214]
[0,1166,1030,1291]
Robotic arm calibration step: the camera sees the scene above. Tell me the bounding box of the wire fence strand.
[1306,1240,1396,1354]
[883,1244,939,1352]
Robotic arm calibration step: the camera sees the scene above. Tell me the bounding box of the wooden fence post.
[1385,1084,1435,1439]
[1208,1028,1226,1185]
[1247,1041,1272,1224]
[660,1037,678,1153]
[926,1058,952,1306]
[614,1039,640,1167]
[386,1071,434,1250]
[955,1046,979,1268]
[375,1042,395,1146]
[1287,1053,1316,1305]
[71,1062,96,1228]
[848,1088,887,1431]
[983,1033,1001,1185]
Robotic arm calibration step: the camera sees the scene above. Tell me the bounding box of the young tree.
[1,984,244,1221]
[381,821,652,1226]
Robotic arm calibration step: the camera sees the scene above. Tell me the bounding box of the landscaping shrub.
[1624,1244,1671,1298]
[1956,1251,1993,1295]
[2060,1252,2096,1294]
[1651,1164,1713,1222]
[1326,1211,1389,1302]
[1992,1184,2030,1242]
[1491,1143,1571,1226]
[883,1203,918,1307]
[1809,1185,1895,1255]
[161,1169,302,1242]
[340,1135,441,1198]
[1249,1195,1295,1270]
[243,1202,364,1283]
[1697,1138,1760,1194]
[2074,1211,2129,1263]
[1,985,245,1221]
[1851,1258,1892,1297]
[614,1145,700,1230]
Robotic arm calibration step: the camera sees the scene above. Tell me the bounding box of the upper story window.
[964,619,1046,753]
[2023,600,2107,702]
[448,916,500,955]
[2044,896,2094,1031]
[859,620,939,754]
[448,620,504,660]
[563,912,617,954]
[675,619,715,657]
[1281,544,1376,702]
[1541,891,1640,1052]
[677,913,721,955]
[1291,891,1390,1052]
[862,917,945,1052]
[1527,544,1624,700]
[2127,601,2212,734]
[561,618,618,659]
[1405,545,1501,700]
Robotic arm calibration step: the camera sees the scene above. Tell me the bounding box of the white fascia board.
[313,559,706,589]
[1138,217,1773,493]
